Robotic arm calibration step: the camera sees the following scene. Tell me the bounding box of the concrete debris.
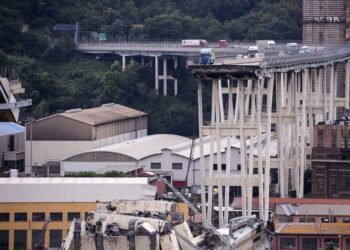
[108,200,176,216]
[61,200,266,250]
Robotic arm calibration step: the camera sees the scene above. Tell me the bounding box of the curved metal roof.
[75,134,190,161]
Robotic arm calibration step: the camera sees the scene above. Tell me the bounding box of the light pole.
[26,117,35,176]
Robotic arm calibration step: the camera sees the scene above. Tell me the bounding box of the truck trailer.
[181,39,208,47]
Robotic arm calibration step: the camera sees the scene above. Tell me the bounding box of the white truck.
[181,39,208,47]
[256,40,276,47]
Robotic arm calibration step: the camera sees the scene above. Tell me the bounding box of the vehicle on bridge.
[256,40,276,48]
[248,46,259,58]
[199,48,214,65]
[182,39,208,47]
[218,39,228,48]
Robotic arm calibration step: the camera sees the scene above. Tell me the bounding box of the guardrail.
[263,45,350,68]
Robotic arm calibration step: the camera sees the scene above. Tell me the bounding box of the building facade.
[0,123,25,173]
[25,104,147,175]
[303,0,350,44]
[0,177,156,250]
[274,223,350,250]
[312,121,350,198]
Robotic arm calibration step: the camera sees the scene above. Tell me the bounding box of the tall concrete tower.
[303,0,350,44]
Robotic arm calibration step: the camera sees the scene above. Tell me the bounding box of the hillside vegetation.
[0,0,302,136]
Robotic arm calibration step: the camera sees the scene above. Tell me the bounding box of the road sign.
[99,33,107,41]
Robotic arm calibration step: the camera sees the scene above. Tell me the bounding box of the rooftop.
[276,204,350,216]
[0,177,156,202]
[0,122,25,137]
[231,197,350,210]
[276,223,350,235]
[35,103,146,126]
[84,134,190,160]
[170,134,277,160]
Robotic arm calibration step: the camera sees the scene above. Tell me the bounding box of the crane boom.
[158,176,235,249]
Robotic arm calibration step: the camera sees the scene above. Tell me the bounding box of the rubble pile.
[61,200,266,250]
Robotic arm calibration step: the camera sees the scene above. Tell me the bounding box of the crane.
[158,176,235,249]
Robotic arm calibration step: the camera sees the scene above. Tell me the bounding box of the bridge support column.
[174,57,178,96]
[122,55,126,71]
[163,57,167,96]
[346,60,350,109]
[330,64,335,120]
[155,56,159,94]
[264,75,274,221]
[141,56,145,65]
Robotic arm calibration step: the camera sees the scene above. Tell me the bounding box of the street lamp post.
[26,117,35,176]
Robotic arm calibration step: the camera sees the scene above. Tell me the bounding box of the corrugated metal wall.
[27,116,93,141]
[94,115,147,140]
[65,151,136,162]
[27,115,148,141]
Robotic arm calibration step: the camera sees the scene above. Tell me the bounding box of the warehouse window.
[14,213,27,221]
[0,213,9,222]
[302,238,318,250]
[68,212,80,221]
[32,230,41,250]
[0,230,9,250]
[279,216,293,223]
[316,175,324,192]
[49,230,62,248]
[172,163,183,170]
[299,217,315,223]
[14,230,26,250]
[32,213,45,221]
[280,237,296,249]
[341,130,350,149]
[331,128,337,148]
[50,212,63,221]
[151,162,161,169]
[318,129,324,147]
[213,164,226,171]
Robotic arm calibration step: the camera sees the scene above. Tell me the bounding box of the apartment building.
[312,120,350,198]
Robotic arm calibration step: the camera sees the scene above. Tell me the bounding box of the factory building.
[0,122,25,173]
[25,103,147,176]
[0,176,156,250]
[62,134,277,190]
[61,134,191,184]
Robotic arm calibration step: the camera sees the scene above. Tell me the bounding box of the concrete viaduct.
[76,42,249,96]
[189,44,350,225]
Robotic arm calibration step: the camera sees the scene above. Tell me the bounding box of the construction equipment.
[157,176,235,249]
[35,219,50,250]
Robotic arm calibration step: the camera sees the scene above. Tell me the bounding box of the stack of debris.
[61,200,266,250]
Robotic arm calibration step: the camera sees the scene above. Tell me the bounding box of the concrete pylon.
[163,57,167,96]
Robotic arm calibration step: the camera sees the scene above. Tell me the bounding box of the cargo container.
[181,39,208,47]
[256,40,276,47]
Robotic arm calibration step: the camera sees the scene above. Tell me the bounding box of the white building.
[0,122,25,172]
[0,177,156,202]
[61,134,190,179]
[25,103,147,175]
[62,134,278,189]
